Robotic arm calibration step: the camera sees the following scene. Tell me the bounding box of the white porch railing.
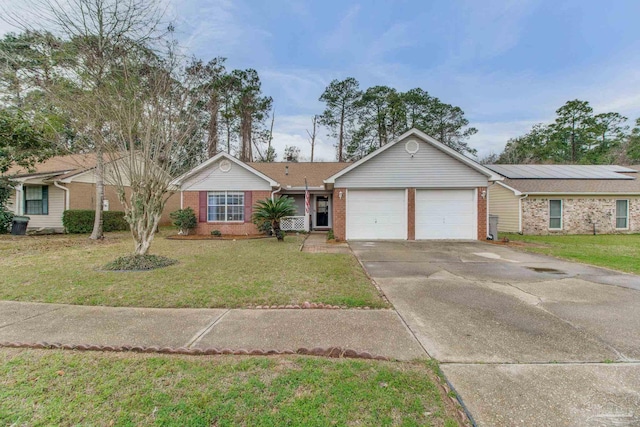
[280,216,309,231]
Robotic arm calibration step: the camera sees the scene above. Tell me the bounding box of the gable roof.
[172,151,278,188]
[4,153,101,179]
[324,128,503,184]
[248,162,349,189]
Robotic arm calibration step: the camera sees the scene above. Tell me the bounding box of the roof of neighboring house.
[490,164,640,194]
[248,162,350,188]
[4,153,100,179]
[487,164,637,180]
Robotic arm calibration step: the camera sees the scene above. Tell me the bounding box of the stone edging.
[0,341,389,361]
[245,302,384,310]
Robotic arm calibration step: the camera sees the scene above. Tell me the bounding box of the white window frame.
[615,199,629,230]
[207,191,244,222]
[549,199,562,230]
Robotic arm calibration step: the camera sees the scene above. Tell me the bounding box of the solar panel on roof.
[485,165,636,180]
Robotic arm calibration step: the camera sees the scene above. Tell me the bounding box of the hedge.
[62,210,130,233]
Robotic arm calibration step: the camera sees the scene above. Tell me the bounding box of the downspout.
[53,181,70,210]
[518,194,529,234]
[14,183,23,215]
[271,186,282,201]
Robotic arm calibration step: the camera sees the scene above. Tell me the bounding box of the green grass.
[503,233,640,274]
[0,349,461,427]
[0,231,386,308]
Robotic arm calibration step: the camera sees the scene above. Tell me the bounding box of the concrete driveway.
[351,240,640,427]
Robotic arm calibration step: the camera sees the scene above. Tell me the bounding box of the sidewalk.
[0,301,427,361]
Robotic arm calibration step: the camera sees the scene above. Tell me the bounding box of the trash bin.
[488,215,499,240]
[10,216,30,235]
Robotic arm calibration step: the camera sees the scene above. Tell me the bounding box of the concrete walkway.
[0,301,426,361]
[301,233,351,254]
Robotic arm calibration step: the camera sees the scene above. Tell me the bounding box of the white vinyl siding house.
[15,184,66,230]
[181,159,272,192]
[334,137,488,189]
[326,130,499,240]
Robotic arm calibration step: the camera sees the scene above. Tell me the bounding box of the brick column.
[407,188,416,240]
[332,188,346,241]
[477,187,488,240]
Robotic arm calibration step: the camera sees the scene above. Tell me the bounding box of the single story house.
[486,164,640,235]
[172,128,502,240]
[4,154,179,232]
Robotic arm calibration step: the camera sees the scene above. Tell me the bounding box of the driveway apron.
[351,240,640,426]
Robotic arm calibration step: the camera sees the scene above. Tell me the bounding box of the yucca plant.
[252,196,296,241]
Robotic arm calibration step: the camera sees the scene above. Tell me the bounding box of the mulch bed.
[166,234,271,240]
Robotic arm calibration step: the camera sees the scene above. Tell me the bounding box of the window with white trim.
[208,191,244,222]
[616,200,629,229]
[549,200,562,229]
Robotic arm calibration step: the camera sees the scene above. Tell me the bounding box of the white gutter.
[518,194,529,234]
[271,186,282,201]
[53,181,70,210]
[14,183,23,215]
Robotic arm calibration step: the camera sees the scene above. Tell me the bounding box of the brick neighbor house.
[486,164,640,235]
[4,153,179,232]
[172,128,502,241]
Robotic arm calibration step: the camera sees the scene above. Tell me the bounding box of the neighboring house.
[172,128,502,240]
[486,164,640,235]
[4,154,179,232]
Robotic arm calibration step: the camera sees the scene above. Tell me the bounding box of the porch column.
[304,214,310,232]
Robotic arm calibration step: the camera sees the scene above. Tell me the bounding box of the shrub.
[0,210,13,234]
[211,229,222,237]
[170,207,197,235]
[103,254,177,271]
[327,229,335,240]
[62,210,129,233]
[0,178,13,234]
[256,220,272,235]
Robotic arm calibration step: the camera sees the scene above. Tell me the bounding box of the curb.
[0,342,390,361]
[244,302,389,310]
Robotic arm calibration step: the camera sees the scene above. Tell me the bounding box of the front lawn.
[503,233,640,274]
[0,231,386,308]
[0,349,461,427]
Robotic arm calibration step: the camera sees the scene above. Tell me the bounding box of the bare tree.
[306,115,317,162]
[105,47,200,255]
[4,0,164,240]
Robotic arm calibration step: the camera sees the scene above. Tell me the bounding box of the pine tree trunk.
[90,146,104,240]
[207,95,219,157]
[240,113,252,161]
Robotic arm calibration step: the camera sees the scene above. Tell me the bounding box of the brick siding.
[66,182,179,225]
[477,187,488,240]
[407,188,416,240]
[183,190,272,235]
[332,188,347,241]
[522,196,640,235]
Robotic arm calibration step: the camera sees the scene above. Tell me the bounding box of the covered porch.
[280,191,333,232]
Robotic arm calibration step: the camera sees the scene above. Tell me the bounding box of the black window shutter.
[42,186,49,215]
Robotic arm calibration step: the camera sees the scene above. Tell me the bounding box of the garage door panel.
[416,189,476,240]
[347,190,406,240]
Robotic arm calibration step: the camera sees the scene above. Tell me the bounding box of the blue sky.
[170,0,640,160]
[4,0,640,161]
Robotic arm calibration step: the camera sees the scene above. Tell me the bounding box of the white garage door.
[347,190,406,240]
[416,189,476,239]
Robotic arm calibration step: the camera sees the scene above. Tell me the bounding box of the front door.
[316,196,329,227]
